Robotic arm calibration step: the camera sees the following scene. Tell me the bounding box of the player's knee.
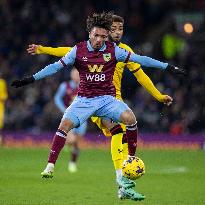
[120,110,136,125]
[59,119,75,134]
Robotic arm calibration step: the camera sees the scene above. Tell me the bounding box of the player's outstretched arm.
[115,46,187,76]
[11,46,77,88]
[11,76,35,88]
[131,67,172,105]
[11,61,63,88]
[130,54,187,75]
[27,44,72,57]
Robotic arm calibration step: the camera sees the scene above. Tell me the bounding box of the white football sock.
[116,169,123,182]
[45,163,54,172]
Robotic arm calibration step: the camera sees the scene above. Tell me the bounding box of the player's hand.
[27,44,40,55]
[167,64,187,76]
[161,95,173,106]
[11,76,35,88]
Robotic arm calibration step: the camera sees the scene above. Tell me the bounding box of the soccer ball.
[122,156,145,180]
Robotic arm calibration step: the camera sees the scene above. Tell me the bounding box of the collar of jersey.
[87,40,106,52]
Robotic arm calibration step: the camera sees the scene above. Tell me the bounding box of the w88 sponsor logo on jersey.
[86,64,106,81]
[86,73,105,81]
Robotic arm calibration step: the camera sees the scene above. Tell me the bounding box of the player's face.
[109,22,124,43]
[71,68,80,84]
[89,27,109,50]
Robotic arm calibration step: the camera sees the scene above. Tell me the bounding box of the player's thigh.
[63,97,95,127]
[96,97,131,123]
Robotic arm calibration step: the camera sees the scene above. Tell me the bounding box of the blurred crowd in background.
[0,0,205,134]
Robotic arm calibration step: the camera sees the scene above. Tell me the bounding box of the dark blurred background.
[1,0,205,134]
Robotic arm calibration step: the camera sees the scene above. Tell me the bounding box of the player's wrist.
[156,94,164,102]
[36,45,43,54]
[166,64,187,76]
[166,64,175,72]
[26,76,35,83]
[11,76,35,88]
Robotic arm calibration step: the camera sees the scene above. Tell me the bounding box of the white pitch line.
[148,166,188,174]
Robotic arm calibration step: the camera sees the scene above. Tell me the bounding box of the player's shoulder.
[118,42,134,53]
[76,41,87,47]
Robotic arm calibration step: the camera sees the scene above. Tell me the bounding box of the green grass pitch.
[0,148,205,205]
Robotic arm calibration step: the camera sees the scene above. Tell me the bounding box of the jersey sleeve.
[115,45,168,70]
[59,46,77,67]
[114,46,131,62]
[36,46,72,57]
[119,43,134,53]
[118,43,141,73]
[54,82,67,113]
[128,53,168,70]
[33,46,77,80]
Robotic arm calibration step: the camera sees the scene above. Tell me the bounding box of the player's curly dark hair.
[86,11,114,32]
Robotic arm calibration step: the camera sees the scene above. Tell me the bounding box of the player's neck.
[88,40,106,51]
[108,36,121,45]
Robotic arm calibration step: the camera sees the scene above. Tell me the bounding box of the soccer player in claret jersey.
[26,14,186,199]
[54,68,87,173]
[12,12,184,201]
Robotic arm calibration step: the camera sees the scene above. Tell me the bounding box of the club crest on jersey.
[103,53,111,62]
